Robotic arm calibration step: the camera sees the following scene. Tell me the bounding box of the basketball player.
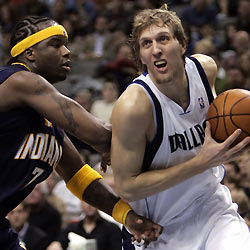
[0,16,162,249]
[111,4,250,250]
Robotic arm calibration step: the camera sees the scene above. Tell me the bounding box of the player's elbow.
[115,184,138,202]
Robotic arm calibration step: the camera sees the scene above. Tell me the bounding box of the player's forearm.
[83,179,120,215]
[47,95,111,152]
[85,119,111,153]
[67,104,111,152]
[113,157,205,202]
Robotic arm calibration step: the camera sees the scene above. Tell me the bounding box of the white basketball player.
[111,4,250,250]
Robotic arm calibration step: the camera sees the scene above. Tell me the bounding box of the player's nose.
[152,41,162,56]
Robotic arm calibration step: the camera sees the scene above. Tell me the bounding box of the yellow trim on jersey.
[66,164,103,200]
[44,118,52,128]
[10,25,68,57]
[19,241,27,249]
[11,62,31,71]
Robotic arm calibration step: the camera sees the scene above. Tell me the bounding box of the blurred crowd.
[1,0,250,249]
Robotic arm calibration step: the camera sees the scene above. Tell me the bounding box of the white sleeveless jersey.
[129,57,227,228]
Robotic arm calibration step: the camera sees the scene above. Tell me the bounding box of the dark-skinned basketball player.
[0,16,162,249]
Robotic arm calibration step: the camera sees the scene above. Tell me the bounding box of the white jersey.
[123,57,250,250]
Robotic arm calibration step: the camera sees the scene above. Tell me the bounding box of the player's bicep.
[7,71,82,133]
[111,91,149,193]
[16,73,71,119]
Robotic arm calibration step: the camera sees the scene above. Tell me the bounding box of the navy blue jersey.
[0,64,64,216]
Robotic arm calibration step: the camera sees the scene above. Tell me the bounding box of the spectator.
[236,0,250,32]
[50,0,67,24]
[236,151,250,198]
[104,0,135,35]
[199,23,222,49]
[193,38,217,56]
[67,86,98,153]
[103,30,129,62]
[181,0,218,44]
[224,66,245,90]
[99,43,138,93]
[239,51,250,90]
[232,30,250,58]
[24,184,62,248]
[58,201,122,250]
[219,22,238,52]
[215,0,238,18]
[42,172,69,228]
[81,15,111,60]
[22,0,50,17]
[8,202,49,250]
[72,87,94,112]
[90,77,119,123]
[52,178,83,223]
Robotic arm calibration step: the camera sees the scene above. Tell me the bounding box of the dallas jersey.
[0,64,64,218]
[123,57,250,250]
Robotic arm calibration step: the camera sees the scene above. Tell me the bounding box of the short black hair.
[9,16,56,63]
[10,16,55,48]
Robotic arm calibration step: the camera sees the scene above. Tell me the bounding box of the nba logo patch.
[198,97,205,109]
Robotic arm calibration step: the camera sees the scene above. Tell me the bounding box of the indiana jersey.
[0,64,64,217]
[127,57,231,249]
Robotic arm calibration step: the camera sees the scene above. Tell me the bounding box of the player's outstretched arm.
[55,135,163,243]
[0,71,111,153]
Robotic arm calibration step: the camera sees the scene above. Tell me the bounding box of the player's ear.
[24,48,35,62]
[180,44,186,56]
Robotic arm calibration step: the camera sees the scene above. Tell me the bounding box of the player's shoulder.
[191,54,217,88]
[112,83,153,126]
[191,54,217,73]
[2,69,41,91]
[115,83,151,112]
[8,70,44,85]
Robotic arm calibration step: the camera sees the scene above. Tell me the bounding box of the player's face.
[33,35,71,83]
[139,24,185,85]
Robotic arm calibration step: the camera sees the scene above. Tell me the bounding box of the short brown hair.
[129,4,187,72]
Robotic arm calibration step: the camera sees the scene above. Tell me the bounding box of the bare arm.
[55,134,118,214]
[55,135,162,241]
[0,71,111,152]
[111,84,250,202]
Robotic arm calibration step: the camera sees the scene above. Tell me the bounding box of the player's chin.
[50,73,68,83]
[58,69,70,79]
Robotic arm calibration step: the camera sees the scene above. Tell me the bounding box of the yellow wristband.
[66,164,103,200]
[112,199,132,225]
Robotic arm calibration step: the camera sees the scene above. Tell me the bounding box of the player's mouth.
[154,59,167,71]
[62,61,71,72]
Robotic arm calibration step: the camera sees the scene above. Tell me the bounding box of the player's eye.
[52,42,61,48]
[159,35,169,42]
[141,40,151,48]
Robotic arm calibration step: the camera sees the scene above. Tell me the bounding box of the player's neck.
[150,68,188,105]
